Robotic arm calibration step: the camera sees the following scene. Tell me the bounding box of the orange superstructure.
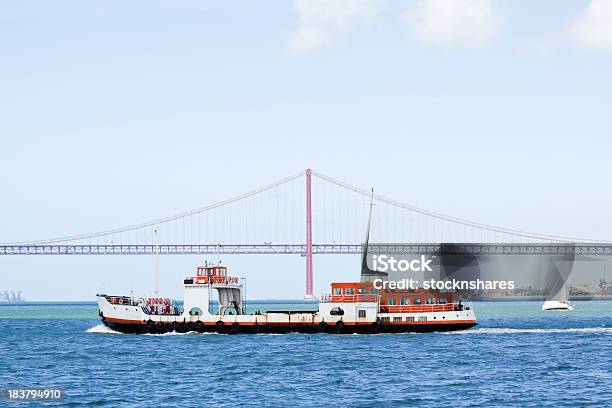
[190,265,240,285]
[328,282,464,313]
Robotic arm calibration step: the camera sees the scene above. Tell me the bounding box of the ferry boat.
[96,263,476,334]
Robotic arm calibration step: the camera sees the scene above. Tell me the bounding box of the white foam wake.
[85,326,218,336]
[86,324,120,334]
[143,331,207,336]
[449,327,612,335]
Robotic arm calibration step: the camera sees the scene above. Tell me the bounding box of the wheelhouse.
[189,265,239,285]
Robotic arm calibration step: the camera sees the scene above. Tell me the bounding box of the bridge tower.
[305,169,314,299]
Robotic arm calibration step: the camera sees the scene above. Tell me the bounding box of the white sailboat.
[541,258,574,311]
[541,300,574,311]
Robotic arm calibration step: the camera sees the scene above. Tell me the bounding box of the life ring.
[118,298,123,305]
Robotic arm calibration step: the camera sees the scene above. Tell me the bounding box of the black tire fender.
[215,320,224,332]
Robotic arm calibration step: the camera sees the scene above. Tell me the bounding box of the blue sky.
[1,0,612,300]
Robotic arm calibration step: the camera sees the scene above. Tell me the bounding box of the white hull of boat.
[542,300,574,311]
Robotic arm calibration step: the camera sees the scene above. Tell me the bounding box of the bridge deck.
[1,243,611,256]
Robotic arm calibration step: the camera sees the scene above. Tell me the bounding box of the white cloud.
[289,0,381,53]
[402,0,503,48]
[570,0,612,52]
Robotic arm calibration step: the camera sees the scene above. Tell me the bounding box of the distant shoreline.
[474,295,612,302]
[1,298,611,305]
[0,299,322,305]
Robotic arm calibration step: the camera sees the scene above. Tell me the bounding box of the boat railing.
[321,294,381,303]
[190,275,241,285]
[105,295,139,307]
[141,303,152,314]
[379,303,466,313]
[140,298,182,316]
[171,299,183,315]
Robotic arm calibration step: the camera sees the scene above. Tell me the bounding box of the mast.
[154,226,159,296]
[361,188,374,274]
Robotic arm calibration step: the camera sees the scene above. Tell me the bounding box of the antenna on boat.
[154,226,160,296]
[361,188,374,274]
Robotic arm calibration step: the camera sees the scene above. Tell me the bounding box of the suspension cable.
[312,170,610,243]
[2,170,306,245]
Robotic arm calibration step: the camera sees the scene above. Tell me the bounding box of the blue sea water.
[0,301,611,407]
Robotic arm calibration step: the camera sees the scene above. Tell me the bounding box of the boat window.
[439,298,447,304]
[345,288,355,295]
[388,298,396,305]
[413,298,422,304]
[333,287,342,295]
[358,288,366,294]
[369,288,378,295]
[330,307,344,316]
[426,298,435,304]
[189,307,203,316]
[358,309,366,318]
[400,297,410,305]
[393,317,402,322]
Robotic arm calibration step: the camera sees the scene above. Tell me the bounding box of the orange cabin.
[192,265,239,285]
[329,282,461,312]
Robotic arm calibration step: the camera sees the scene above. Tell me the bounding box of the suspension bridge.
[1,169,611,297]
